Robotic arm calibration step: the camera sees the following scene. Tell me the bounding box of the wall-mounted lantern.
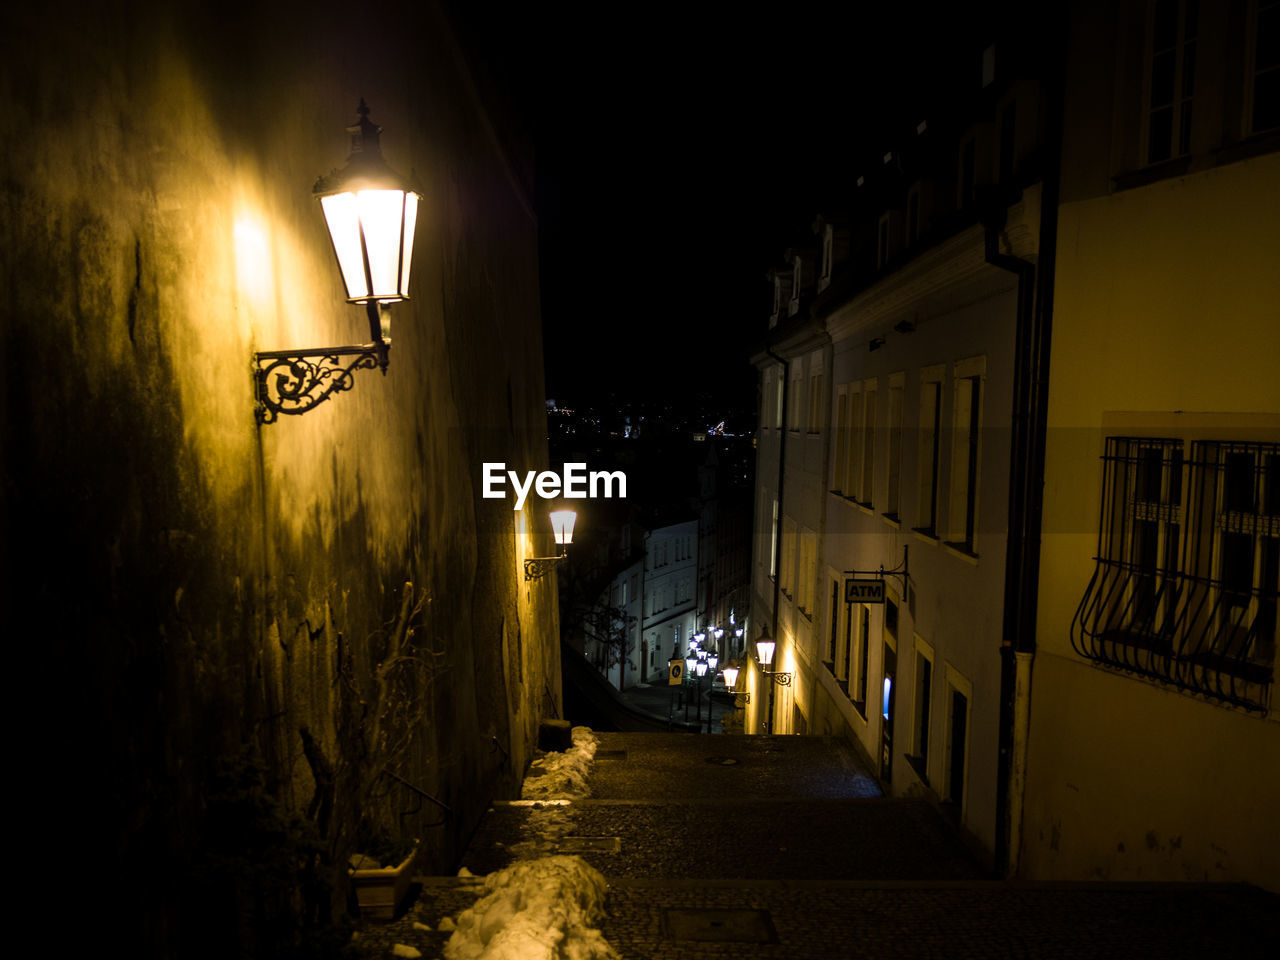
[254,100,420,423]
[755,633,792,687]
[723,664,749,704]
[524,508,577,581]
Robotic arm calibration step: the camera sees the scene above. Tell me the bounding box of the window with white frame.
[798,530,816,617]
[860,379,878,507]
[1072,436,1278,712]
[789,366,804,432]
[946,357,985,554]
[770,497,779,580]
[808,369,824,434]
[1144,0,1199,164]
[911,635,934,778]
[916,367,945,536]
[886,374,905,520]
[845,383,864,498]
[1248,0,1280,134]
[833,384,849,492]
[781,515,797,598]
[820,224,834,290]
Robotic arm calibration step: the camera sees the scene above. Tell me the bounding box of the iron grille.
[1072,437,1279,712]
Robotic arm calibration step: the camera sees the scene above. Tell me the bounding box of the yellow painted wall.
[1,0,558,951]
[1024,153,1280,889]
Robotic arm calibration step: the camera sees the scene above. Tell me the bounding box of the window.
[1248,0,1280,133]
[790,258,804,314]
[762,370,774,429]
[833,384,849,491]
[827,580,840,665]
[1145,0,1198,164]
[860,380,877,507]
[820,224,834,290]
[789,368,804,432]
[845,385,863,498]
[855,604,870,712]
[769,498,779,579]
[885,375,905,520]
[775,367,785,428]
[943,664,970,813]
[781,516,797,599]
[1072,436,1278,711]
[915,370,944,536]
[807,370,824,434]
[911,636,934,780]
[946,359,984,555]
[798,530,816,617]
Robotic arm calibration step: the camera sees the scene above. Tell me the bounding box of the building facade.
[1018,0,1280,889]
[746,0,1278,888]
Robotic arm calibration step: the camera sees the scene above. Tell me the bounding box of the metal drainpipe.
[764,346,789,735]
[990,70,1063,877]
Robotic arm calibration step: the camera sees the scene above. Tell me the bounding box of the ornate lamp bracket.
[254,302,390,424]
[768,671,793,686]
[523,556,564,581]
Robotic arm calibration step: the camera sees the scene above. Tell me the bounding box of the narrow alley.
[359,731,1278,959]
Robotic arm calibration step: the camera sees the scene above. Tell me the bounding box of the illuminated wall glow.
[233,214,274,310]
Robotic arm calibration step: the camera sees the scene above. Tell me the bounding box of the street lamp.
[722,664,749,705]
[754,630,792,735]
[524,508,577,580]
[254,100,420,423]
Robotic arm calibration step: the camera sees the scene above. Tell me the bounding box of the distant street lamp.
[524,508,578,580]
[254,100,420,423]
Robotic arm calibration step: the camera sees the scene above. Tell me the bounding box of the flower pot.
[350,842,418,920]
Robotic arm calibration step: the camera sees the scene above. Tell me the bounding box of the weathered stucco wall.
[2,1,559,952]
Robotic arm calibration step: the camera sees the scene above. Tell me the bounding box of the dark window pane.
[1225,451,1256,512]
[1222,531,1254,599]
[1185,0,1199,39]
[1182,40,1196,97]
[1258,4,1280,72]
[1179,100,1193,155]
[1264,454,1279,515]
[1149,107,1173,162]
[1253,68,1280,132]
[1169,447,1184,504]
[1139,448,1163,501]
[1154,0,1179,50]
[1152,49,1177,105]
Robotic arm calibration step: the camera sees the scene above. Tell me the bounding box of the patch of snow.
[392,945,423,958]
[439,916,457,932]
[443,855,617,960]
[520,727,599,801]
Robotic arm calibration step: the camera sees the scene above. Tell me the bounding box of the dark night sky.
[450,2,1022,410]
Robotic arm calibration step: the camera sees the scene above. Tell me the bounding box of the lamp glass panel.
[550,509,577,545]
[722,666,739,690]
[357,189,407,300]
[685,657,696,674]
[695,661,707,677]
[320,192,369,300]
[757,639,776,666]
[399,192,419,297]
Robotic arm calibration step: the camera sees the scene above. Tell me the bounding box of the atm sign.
[845,579,886,603]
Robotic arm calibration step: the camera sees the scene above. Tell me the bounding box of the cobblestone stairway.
[358,733,1279,958]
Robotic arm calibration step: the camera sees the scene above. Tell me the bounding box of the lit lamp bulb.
[757,638,776,667]
[549,509,577,550]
